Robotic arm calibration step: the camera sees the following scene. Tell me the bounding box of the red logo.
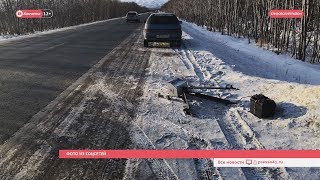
[16,10,43,19]
[16,10,23,18]
[269,10,304,19]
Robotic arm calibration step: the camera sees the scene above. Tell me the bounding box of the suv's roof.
[127,11,138,14]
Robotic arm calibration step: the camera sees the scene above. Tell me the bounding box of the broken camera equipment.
[160,78,239,115]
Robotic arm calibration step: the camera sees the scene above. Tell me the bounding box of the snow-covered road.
[127,22,320,179]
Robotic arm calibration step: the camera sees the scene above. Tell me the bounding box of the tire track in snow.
[230,109,290,180]
[180,41,290,180]
[126,118,180,180]
[129,46,221,180]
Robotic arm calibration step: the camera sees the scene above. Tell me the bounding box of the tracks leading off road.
[0,27,151,180]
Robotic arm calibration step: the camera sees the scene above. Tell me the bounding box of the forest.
[0,0,147,36]
[162,0,320,63]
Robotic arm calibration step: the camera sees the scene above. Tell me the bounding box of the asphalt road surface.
[0,16,147,144]
[0,15,151,179]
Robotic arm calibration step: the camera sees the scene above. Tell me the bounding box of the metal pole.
[188,86,239,90]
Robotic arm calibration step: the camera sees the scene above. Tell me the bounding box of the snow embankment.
[181,21,320,150]
[183,22,320,85]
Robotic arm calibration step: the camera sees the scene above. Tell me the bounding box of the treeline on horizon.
[162,0,320,63]
[0,0,148,36]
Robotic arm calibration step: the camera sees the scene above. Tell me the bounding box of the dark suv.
[126,11,140,23]
[143,13,182,47]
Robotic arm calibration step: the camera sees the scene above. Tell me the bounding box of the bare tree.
[0,0,147,36]
[162,0,320,63]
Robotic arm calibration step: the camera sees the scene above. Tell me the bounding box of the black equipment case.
[250,94,276,118]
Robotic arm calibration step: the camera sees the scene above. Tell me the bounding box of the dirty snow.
[128,21,320,179]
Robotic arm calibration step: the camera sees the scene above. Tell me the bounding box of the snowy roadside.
[181,21,320,150]
[128,21,320,179]
[127,48,231,180]
[0,16,124,43]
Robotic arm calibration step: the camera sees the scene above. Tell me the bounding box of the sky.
[120,0,168,8]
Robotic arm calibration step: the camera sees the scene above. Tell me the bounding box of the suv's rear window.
[148,15,179,24]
